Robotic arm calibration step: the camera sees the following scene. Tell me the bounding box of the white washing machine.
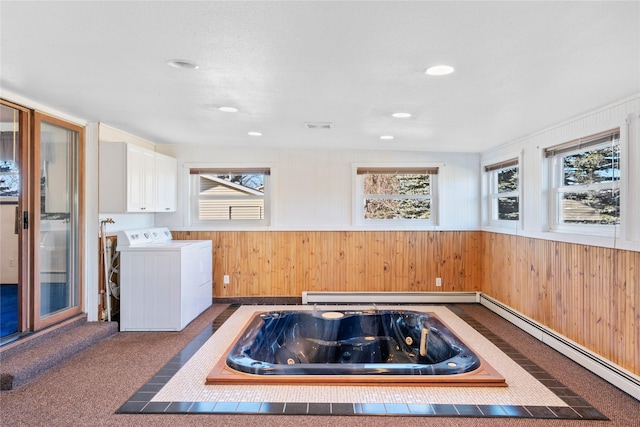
[116,227,212,331]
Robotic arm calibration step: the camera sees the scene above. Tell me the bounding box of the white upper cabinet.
[155,152,177,212]
[99,141,176,213]
[125,144,156,212]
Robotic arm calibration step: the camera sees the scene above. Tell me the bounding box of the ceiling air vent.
[304,122,333,130]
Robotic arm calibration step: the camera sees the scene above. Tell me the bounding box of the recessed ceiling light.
[166,59,199,70]
[248,131,262,136]
[425,65,455,76]
[304,122,333,130]
[218,106,238,113]
[391,112,412,118]
[380,135,394,140]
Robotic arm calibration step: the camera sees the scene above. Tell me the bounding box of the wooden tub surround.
[205,309,507,387]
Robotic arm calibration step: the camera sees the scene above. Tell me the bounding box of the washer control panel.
[117,227,174,247]
[117,229,154,246]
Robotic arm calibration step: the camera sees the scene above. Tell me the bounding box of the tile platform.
[117,304,608,419]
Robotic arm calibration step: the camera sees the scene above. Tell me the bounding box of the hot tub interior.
[206,308,506,386]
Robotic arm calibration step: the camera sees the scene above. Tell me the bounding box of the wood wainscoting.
[482,232,639,377]
[171,229,638,377]
[171,231,483,297]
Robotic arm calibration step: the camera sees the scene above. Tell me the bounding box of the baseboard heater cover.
[480,294,640,401]
[301,291,480,305]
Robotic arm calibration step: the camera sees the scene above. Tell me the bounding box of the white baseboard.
[479,294,640,401]
[301,291,480,304]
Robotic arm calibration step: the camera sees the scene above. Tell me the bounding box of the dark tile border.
[446,305,607,421]
[117,303,608,420]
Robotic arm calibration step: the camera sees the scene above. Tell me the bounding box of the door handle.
[15,208,28,232]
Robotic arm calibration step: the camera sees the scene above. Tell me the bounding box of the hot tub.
[206,309,506,386]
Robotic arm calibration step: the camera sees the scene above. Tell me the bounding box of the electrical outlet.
[436,277,442,286]
[223,275,230,284]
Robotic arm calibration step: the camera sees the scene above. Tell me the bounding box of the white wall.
[85,123,100,321]
[7,88,638,327]
[480,94,640,251]
[154,146,481,231]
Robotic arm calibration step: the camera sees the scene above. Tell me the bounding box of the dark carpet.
[0,303,638,427]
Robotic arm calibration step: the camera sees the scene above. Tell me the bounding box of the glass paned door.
[34,114,83,327]
[0,103,24,340]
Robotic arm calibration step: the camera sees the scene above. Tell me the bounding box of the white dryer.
[116,227,212,331]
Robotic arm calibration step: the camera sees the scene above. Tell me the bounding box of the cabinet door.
[126,145,156,212]
[155,153,177,212]
[141,149,157,211]
[126,144,145,211]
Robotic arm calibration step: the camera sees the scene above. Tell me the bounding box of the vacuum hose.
[100,218,115,321]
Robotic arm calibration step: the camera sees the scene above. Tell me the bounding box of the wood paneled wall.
[482,232,639,376]
[172,230,638,375]
[172,231,483,297]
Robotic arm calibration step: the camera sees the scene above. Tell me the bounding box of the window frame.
[352,164,439,229]
[484,157,521,228]
[545,127,622,237]
[188,165,271,227]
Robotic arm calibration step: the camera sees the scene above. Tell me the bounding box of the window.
[354,166,437,225]
[485,159,520,224]
[189,167,270,225]
[546,129,620,231]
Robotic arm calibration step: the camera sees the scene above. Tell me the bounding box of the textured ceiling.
[1,1,638,152]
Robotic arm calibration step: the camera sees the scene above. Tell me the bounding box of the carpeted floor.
[0,303,638,427]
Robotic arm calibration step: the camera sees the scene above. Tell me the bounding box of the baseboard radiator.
[479,293,640,401]
[301,291,639,401]
[301,291,480,305]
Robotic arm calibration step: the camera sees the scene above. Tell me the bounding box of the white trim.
[481,150,523,229]
[84,123,100,322]
[481,96,639,252]
[619,115,631,245]
[302,291,479,304]
[491,94,639,153]
[480,294,640,402]
[544,117,625,237]
[184,162,275,228]
[1,90,87,126]
[351,162,442,230]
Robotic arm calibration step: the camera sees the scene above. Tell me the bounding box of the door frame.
[31,111,85,330]
[1,100,87,337]
[0,99,31,336]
